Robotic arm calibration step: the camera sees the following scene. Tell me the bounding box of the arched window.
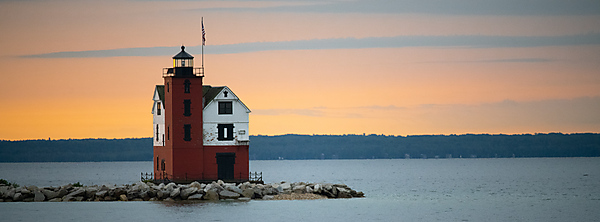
[184,79,191,93]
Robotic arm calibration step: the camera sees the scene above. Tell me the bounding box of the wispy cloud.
[185,0,600,16]
[23,33,600,58]
[423,58,553,64]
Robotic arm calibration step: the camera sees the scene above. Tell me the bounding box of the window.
[156,156,159,170]
[217,124,234,141]
[166,82,169,92]
[184,79,191,93]
[157,102,162,115]
[161,159,165,171]
[223,91,228,97]
[184,124,192,141]
[184,99,191,116]
[167,126,170,140]
[155,124,159,142]
[218,101,232,115]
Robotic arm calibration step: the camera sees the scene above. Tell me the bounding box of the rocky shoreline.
[0,180,364,202]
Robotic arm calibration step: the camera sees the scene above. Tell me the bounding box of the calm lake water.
[1,158,599,221]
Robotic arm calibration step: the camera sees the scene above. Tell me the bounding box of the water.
[1,158,599,221]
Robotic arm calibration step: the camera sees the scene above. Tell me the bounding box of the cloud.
[23,33,600,58]
[191,0,600,16]
[424,58,553,64]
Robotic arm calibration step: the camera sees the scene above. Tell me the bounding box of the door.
[216,153,236,180]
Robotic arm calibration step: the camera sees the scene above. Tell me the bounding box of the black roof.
[173,46,194,59]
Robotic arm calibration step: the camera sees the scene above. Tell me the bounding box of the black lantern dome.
[163,46,203,77]
[173,46,194,68]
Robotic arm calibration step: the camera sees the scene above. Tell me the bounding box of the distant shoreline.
[1,133,599,162]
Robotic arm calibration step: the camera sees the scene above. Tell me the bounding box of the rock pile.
[0,180,364,202]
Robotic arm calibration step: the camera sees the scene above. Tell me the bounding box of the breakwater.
[0,180,364,202]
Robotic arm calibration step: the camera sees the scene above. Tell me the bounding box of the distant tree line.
[249,133,600,160]
[0,138,151,162]
[1,133,599,162]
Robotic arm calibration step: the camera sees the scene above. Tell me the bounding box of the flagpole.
[201,17,204,74]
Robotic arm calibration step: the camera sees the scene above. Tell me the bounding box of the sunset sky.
[1,0,599,140]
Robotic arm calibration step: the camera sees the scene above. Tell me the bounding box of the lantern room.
[163,46,204,77]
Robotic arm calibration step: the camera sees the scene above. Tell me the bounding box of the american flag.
[202,18,206,46]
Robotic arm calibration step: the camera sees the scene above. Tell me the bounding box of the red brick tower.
[154,46,205,182]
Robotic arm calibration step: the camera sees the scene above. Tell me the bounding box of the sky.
[1,0,599,140]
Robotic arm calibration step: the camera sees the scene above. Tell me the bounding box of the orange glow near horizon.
[1,0,599,140]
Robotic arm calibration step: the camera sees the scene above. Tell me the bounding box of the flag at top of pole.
[202,17,206,46]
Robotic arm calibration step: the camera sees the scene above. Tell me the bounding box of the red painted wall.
[203,145,250,181]
[159,76,205,182]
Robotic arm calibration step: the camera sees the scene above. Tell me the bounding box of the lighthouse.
[152,46,250,183]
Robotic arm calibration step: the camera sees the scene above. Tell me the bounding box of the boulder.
[6,188,16,200]
[169,188,181,199]
[187,193,204,200]
[126,190,140,200]
[13,192,24,201]
[354,191,365,197]
[41,189,59,200]
[119,194,128,201]
[66,188,86,198]
[165,183,177,191]
[139,191,150,201]
[293,185,306,194]
[336,187,352,198]
[219,190,240,199]
[95,190,108,198]
[0,186,9,198]
[203,190,219,201]
[204,183,223,193]
[48,198,62,202]
[34,190,45,202]
[242,188,254,198]
[157,190,169,200]
[224,185,243,195]
[57,188,69,199]
[313,184,322,193]
[306,186,314,194]
[280,182,291,191]
[239,182,252,190]
[180,187,198,199]
[189,181,202,190]
[85,187,99,199]
[20,187,31,195]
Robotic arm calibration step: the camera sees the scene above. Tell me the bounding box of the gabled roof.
[153,84,250,112]
[202,86,224,107]
[155,85,164,102]
[152,85,165,114]
[203,85,251,113]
